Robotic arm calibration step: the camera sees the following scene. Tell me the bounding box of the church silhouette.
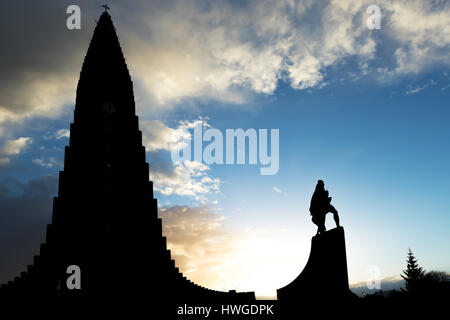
[1,10,354,317]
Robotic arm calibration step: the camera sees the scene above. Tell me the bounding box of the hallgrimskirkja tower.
[0,11,254,310]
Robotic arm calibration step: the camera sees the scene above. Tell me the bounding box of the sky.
[0,0,449,298]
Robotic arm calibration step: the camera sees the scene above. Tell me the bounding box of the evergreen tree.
[401,248,425,292]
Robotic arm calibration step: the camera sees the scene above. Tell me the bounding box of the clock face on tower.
[102,102,117,114]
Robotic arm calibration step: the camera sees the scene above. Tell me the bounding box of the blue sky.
[156,68,450,293]
[0,0,449,298]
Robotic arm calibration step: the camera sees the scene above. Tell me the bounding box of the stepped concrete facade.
[0,12,254,311]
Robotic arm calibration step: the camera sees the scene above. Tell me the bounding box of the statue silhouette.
[309,180,340,234]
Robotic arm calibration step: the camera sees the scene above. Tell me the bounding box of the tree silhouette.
[401,248,425,292]
[423,270,448,283]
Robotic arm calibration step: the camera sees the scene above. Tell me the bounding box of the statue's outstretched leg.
[329,205,340,227]
[333,212,340,227]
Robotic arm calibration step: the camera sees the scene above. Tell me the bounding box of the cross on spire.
[102,4,110,12]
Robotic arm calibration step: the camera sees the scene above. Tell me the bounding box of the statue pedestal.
[277,227,357,315]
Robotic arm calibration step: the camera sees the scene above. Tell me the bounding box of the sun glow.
[171,227,309,299]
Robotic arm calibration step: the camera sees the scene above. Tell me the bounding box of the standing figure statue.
[309,180,340,234]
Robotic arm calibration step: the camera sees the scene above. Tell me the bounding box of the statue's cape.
[309,189,331,215]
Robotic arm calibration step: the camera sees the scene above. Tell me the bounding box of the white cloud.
[0,68,78,139]
[122,0,449,106]
[1,137,31,155]
[151,160,220,201]
[0,137,32,166]
[32,157,61,168]
[0,137,32,155]
[1,0,450,139]
[142,118,220,201]
[55,129,70,140]
[387,0,450,74]
[140,120,192,153]
[43,129,70,141]
[127,0,369,104]
[405,79,436,95]
[273,186,283,194]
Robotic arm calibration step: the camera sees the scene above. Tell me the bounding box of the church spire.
[0,9,255,307]
[76,10,134,117]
